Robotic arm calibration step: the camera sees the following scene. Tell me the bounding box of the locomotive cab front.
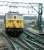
[4,12,24,37]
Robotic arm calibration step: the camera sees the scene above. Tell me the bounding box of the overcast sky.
[0,0,44,3]
[0,0,44,20]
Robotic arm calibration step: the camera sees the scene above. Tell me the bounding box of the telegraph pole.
[38,3,43,33]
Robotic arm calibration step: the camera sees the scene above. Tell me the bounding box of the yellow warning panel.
[5,20,24,28]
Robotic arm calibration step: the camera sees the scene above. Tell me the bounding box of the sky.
[0,0,44,20]
[0,0,44,3]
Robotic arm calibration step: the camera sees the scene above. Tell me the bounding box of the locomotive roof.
[6,12,23,16]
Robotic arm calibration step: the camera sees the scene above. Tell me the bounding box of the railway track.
[2,32,15,50]
[20,33,44,48]
[10,30,44,50]
[24,30,44,44]
[2,29,44,50]
[2,31,29,50]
